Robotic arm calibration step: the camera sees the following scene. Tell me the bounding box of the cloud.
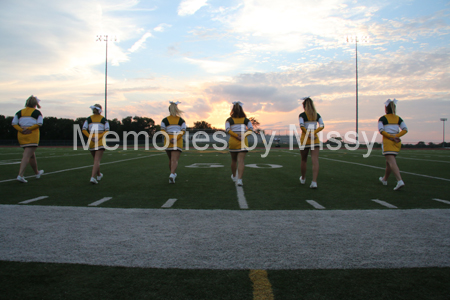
[184,57,238,74]
[219,0,375,53]
[178,0,208,16]
[154,23,172,32]
[128,32,152,53]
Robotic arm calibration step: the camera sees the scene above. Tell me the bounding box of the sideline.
[1,205,449,270]
[0,153,164,183]
[281,150,450,182]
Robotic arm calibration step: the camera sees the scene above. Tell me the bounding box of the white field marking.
[0,160,21,165]
[235,171,249,209]
[88,197,113,207]
[0,153,87,165]
[318,157,450,182]
[372,199,398,209]
[397,157,450,164]
[404,153,450,158]
[19,196,48,204]
[161,198,178,208]
[278,149,450,182]
[0,153,164,184]
[432,198,450,205]
[306,200,325,209]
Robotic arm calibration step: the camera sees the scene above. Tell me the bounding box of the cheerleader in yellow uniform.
[225,101,253,186]
[161,101,186,183]
[378,99,408,190]
[12,95,44,183]
[298,97,324,189]
[82,104,110,184]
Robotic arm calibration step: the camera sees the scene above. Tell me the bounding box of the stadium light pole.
[441,118,447,148]
[96,34,117,119]
[346,35,369,143]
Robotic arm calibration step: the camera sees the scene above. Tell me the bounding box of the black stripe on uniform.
[226,117,235,125]
[31,109,42,119]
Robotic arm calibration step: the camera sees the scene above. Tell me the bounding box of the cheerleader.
[298,97,324,189]
[378,99,408,190]
[82,104,109,184]
[225,101,253,186]
[12,95,44,183]
[161,101,186,183]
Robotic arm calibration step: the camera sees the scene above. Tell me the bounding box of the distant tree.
[248,117,260,129]
[108,118,122,136]
[74,117,87,129]
[193,121,212,129]
[0,115,8,139]
[40,117,74,140]
[5,116,16,139]
[416,141,426,148]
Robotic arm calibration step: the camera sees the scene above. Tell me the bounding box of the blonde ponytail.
[303,97,317,120]
[169,103,183,117]
[386,101,396,115]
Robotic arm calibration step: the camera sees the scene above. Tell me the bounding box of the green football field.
[1,146,449,299]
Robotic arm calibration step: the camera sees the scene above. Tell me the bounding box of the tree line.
[0,115,261,140]
[0,115,159,140]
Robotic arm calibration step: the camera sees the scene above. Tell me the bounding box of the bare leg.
[383,160,391,181]
[230,152,238,177]
[91,150,104,178]
[237,152,247,179]
[18,147,37,177]
[166,150,172,172]
[170,150,181,174]
[29,151,39,174]
[300,148,310,180]
[385,155,402,181]
[310,147,319,182]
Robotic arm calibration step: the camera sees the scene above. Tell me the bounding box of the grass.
[1,261,449,300]
[0,147,449,209]
[0,146,449,299]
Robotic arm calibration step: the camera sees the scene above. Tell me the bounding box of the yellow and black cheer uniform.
[161,116,186,151]
[225,117,254,152]
[12,107,44,147]
[378,114,407,156]
[299,112,324,147]
[82,115,110,151]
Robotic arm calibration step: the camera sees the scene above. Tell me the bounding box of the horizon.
[0,0,449,143]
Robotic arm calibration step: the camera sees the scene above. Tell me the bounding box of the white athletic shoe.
[17,175,27,183]
[169,173,176,184]
[310,181,318,189]
[231,174,237,182]
[299,176,306,184]
[394,180,405,191]
[36,170,44,179]
[97,173,103,181]
[237,179,243,186]
[90,177,98,184]
[379,177,387,186]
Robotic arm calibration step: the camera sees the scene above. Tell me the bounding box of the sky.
[0,0,449,143]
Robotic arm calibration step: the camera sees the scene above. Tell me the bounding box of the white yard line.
[432,198,450,205]
[0,153,164,184]
[161,198,178,208]
[236,186,248,209]
[235,171,249,209]
[0,152,133,165]
[306,200,325,209]
[318,156,450,182]
[19,196,48,204]
[372,199,398,209]
[397,157,450,164]
[88,197,113,207]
